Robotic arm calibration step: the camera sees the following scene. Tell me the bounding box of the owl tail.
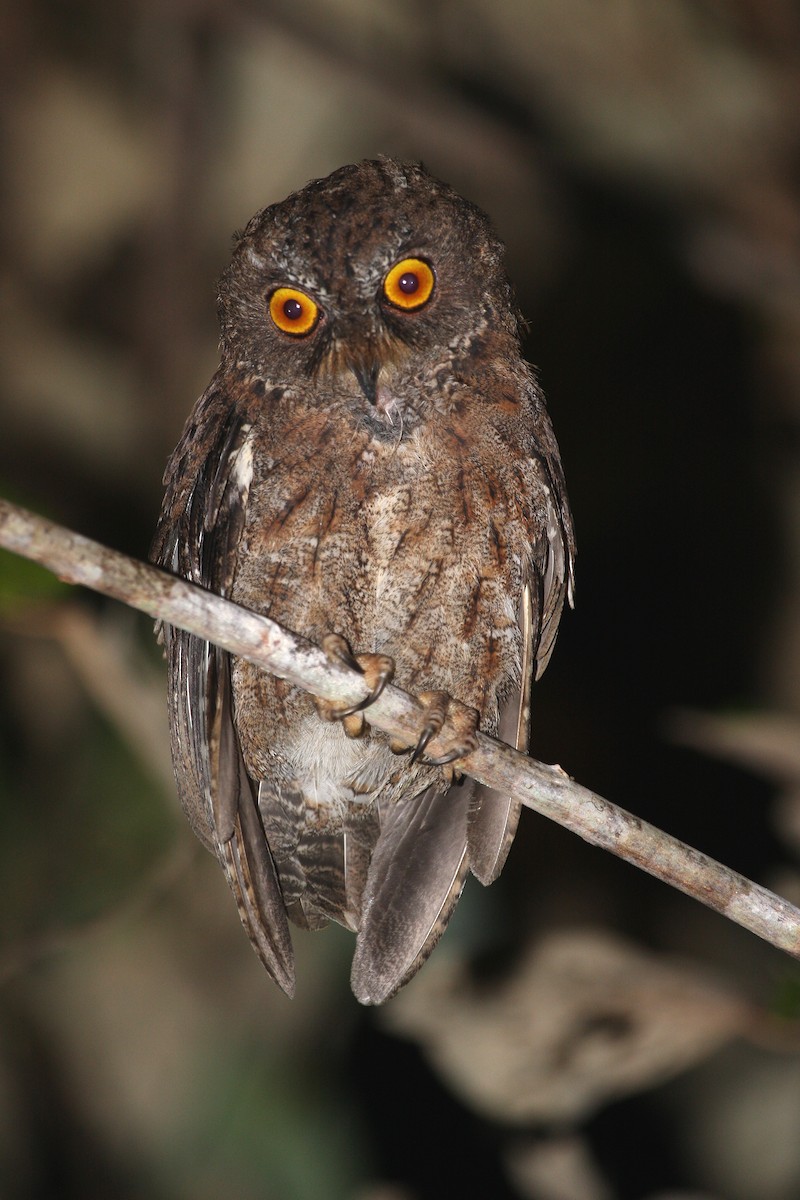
[350,779,473,1005]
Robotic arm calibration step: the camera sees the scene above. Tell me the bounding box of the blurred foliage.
[0,489,69,610]
[0,548,69,610]
[2,0,800,1197]
[768,967,800,1023]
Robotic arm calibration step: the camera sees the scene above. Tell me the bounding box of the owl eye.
[383,258,435,311]
[269,287,320,336]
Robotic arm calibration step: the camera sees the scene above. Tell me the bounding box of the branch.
[2,496,799,960]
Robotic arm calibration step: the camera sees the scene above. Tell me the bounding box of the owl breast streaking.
[151,158,575,1004]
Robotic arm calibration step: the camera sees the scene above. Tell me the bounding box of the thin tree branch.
[2,496,799,960]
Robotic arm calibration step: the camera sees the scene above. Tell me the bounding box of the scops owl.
[152,158,575,1005]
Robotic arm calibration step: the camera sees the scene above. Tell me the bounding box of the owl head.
[215,159,520,425]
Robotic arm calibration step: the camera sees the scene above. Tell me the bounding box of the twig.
[2,496,799,960]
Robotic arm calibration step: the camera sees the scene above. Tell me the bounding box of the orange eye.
[269,287,319,336]
[383,258,435,311]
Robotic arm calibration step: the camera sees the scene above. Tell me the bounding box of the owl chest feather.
[231,407,536,748]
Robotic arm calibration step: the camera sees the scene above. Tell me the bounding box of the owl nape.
[152,157,575,1004]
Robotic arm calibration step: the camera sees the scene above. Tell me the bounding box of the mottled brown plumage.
[151,158,575,1004]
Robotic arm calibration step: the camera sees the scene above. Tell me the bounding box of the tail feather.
[351,781,473,1005]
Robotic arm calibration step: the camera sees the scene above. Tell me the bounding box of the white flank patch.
[230,427,254,502]
[289,718,377,812]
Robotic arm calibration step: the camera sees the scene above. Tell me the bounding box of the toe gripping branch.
[315,635,479,776]
[389,690,479,783]
[315,633,395,738]
[410,690,479,767]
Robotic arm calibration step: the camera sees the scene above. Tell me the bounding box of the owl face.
[216,159,518,424]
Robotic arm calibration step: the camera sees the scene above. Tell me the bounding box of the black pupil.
[283,297,303,321]
[398,272,419,294]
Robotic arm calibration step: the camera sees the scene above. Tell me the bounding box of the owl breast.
[229,398,538,799]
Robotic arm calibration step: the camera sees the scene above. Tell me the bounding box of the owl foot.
[315,634,395,739]
[390,690,479,774]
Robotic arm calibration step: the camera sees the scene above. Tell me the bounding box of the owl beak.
[352,361,380,405]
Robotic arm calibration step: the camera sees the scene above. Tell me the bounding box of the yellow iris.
[269,287,319,336]
[383,258,435,311]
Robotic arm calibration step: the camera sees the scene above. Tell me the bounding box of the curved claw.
[316,635,395,733]
[422,745,475,767]
[410,691,448,764]
[402,690,479,769]
[334,655,394,719]
[321,633,362,675]
[410,728,434,764]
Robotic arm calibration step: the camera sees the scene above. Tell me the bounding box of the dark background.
[2,3,800,1198]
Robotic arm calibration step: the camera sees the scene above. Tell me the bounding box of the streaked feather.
[468,422,576,884]
[467,582,533,885]
[222,795,294,995]
[152,379,297,991]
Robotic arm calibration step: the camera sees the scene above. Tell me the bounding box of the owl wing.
[530,421,576,681]
[151,376,295,996]
[468,409,576,886]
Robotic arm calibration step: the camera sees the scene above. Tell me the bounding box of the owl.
[151,158,575,1005]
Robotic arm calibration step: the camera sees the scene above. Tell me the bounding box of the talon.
[423,745,475,767]
[403,690,480,769]
[315,635,395,728]
[321,633,362,675]
[334,653,394,719]
[410,690,449,764]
